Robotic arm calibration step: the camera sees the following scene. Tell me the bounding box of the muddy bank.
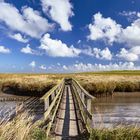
[0,92,29,101]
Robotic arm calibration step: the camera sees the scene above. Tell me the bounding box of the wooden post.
[44,98,49,111]
[82,93,85,103]
[51,92,55,101]
[87,98,92,114]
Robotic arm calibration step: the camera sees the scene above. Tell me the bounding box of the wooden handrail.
[46,83,64,136]
[72,78,95,100]
[41,78,64,100]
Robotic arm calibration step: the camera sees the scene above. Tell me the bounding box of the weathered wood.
[41,78,95,138]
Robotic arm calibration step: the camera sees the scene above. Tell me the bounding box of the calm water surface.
[92,92,140,128]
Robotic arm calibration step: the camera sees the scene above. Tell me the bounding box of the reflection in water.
[0,101,21,123]
[92,92,140,128]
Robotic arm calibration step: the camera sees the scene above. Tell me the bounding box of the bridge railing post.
[87,98,92,114]
[51,92,55,101]
[44,98,49,111]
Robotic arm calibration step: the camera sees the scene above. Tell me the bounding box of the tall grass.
[90,127,140,140]
[81,81,140,96]
[0,74,61,96]
[0,113,47,140]
[76,74,140,96]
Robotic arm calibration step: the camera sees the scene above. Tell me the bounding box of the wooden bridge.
[41,78,95,139]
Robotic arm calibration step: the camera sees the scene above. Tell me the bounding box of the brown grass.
[0,113,46,140]
[0,72,140,97]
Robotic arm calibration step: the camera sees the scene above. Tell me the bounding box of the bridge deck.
[55,84,79,139]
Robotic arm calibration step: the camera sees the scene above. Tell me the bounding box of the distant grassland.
[77,70,140,75]
[0,70,140,96]
[74,71,140,96]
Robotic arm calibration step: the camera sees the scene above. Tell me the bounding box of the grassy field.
[0,71,140,97]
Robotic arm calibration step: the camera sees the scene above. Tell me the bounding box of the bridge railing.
[40,78,65,136]
[71,78,95,132]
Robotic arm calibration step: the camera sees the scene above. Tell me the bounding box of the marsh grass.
[0,113,47,140]
[76,74,140,96]
[90,127,140,140]
[0,74,61,96]
[0,72,140,97]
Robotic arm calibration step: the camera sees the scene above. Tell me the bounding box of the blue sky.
[0,0,140,73]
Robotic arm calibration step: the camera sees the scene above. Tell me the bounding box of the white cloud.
[61,62,138,72]
[62,65,68,70]
[29,61,36,68]
[39,33,81,57]
[88,12,140,47]
[88,12,121,44]
[0,2,53,38]
[118,19,140,46]
[0,46,10,53]
[21,44,34,54]
[117,46,140,61]
[39,65,46,70]
[119,11,140,21]
[9,33,28,43]
[83,47,112,60]
[41,0,74,31]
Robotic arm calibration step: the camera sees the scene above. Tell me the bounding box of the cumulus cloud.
[41,0,74,31]
[60,62,138,72]
[21,44,34,54]
[88,12,140,47]
[118,19,140,46]
[117,46,140,61]
[88,12,121,44]
[39,65,47,70]
[39,33,81,57]
[9,33,28,43]
[29,61,36,68]
[0,46,10,53]
[83,47,112,60]
[0,2,53,38]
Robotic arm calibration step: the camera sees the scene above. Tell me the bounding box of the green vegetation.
[90,127,140,140]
